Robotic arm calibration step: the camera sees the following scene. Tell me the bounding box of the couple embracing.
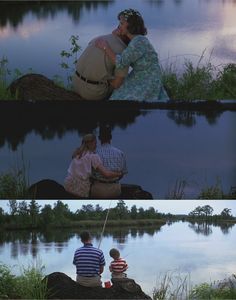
[73,8,169,102]
[64,125,127,199]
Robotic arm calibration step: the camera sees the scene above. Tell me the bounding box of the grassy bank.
[0,262,47,299]
[1,54,236,100]
[1,262,235,299]
[1,218,166,231]
[153,271,236,300]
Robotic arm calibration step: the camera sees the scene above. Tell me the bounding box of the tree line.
[0,200,235,229]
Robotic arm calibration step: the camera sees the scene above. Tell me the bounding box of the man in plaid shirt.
[90,125,127,198]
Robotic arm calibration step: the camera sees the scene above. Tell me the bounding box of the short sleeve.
[91,154,102,169]
[100,251,106,266]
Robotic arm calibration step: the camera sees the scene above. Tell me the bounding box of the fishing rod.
[98,200,113,249]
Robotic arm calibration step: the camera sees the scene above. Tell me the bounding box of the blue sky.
[1,200,236,215]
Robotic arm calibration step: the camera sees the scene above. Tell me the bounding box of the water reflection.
[0,1,114,29]
[0,106,148,151]
[0,226,163,259]
[167,110,223,127]
[188,220,235,235]
[0,105,225,150]
[1,222,234,259]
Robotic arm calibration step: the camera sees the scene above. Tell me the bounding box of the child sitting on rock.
[109,248,128,279]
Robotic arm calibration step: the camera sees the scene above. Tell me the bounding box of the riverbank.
[1,262,236,300]
[0,218,166,231]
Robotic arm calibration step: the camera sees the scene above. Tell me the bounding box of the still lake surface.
[0,0,236,81]
[1,221,236,296]
[0,109,235,198]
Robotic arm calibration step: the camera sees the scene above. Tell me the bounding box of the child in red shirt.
[109,248,128,279]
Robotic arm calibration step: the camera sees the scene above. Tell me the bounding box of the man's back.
[73,33,128,100]
[95,143,127,182]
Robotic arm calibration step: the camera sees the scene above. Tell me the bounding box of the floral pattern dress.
[64,152,102,198]
[109,35,169,102]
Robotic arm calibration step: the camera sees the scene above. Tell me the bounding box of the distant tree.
[130,205,138,219]
[8,200,18,216]
[115,200,128,219]
[189,206,203,217]
[29,200,41,226]
[18,200,29,216]
[41,204,54,225]
[138,207,145,219]
[201,205,214,217]
[220,208,232,219]
[145,206,156,218]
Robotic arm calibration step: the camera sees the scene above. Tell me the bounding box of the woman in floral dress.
[64,134,122,198]
[95,8,169,102]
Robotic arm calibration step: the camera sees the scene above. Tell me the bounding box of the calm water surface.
[0,0,236,82]
[1,222,236,296]
[0,109,235,198]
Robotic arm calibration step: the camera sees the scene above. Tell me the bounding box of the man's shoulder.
[98,144,124,155]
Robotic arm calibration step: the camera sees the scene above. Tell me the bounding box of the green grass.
[162,56,236,100]
[153,271,236,300]
[0,155,30,199]
[1,49,236,100]
[0,261,48,299]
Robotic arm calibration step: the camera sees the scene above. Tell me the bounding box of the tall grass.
[162,52,236,100]
[0,154,30,199]
[153,271,192,300]
[153,271,236,300]
[0,56,19,100]
[0,261,48,299]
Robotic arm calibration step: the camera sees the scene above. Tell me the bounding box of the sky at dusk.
[1,200,236,216]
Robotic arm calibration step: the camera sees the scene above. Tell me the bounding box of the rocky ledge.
[6,73,236,111]
[44,272,152,299]
[27,179,153,199]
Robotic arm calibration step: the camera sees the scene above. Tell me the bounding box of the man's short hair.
[109,248,120,259]
[80,231,91,243]
[99,124,112,143]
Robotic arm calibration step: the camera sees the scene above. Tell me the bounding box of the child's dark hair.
[109,248,120,259]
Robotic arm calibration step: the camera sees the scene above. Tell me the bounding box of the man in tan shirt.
[72,30,129,100]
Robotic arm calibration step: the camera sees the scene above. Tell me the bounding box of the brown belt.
[76,71,105,85]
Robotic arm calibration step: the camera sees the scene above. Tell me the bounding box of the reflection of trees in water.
[0,226,161,258]
[188,220,235,236]
[0,106,148,151]
[0,1,114,28]
[167,110,222,127]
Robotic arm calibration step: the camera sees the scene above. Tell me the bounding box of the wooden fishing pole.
[98,200,112,249]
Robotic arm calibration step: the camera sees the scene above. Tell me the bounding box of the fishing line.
[98,200,113,249]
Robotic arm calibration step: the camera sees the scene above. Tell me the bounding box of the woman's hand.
[95,38,109,51]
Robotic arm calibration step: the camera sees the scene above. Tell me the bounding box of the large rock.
[28,179,153,199]
[8,74,82,101]
[44,272,152,299]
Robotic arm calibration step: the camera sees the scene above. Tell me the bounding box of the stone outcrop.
[7,74,236,111]
[28,179,153,199]
[9,74,83,101]
[44,272,152,299]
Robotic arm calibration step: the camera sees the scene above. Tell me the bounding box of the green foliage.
[0,262,47,299]
[59,35,81,88]
[162,51,236,100]
[153,271,191,300]
[0,263,19,299]
[198,178,224,199]
[0,56,17,100]
[190,280,236,299]
[0,163,29,199]
[166,179,187,199]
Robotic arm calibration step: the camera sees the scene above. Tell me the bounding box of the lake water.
[1,221,236,296]
[0,109,235,198]
[0,0,236,82]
